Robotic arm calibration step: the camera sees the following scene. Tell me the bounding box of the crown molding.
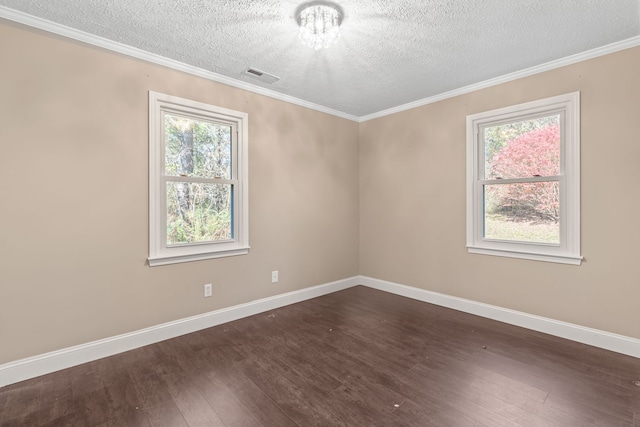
[1,6,639,124]
[0,6,359,122]
[358,35,640,122]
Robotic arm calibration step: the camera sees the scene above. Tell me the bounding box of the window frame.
[466,92,581,265]
[148,91,249,267]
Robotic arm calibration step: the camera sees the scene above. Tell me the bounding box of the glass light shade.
[297,3,341,50]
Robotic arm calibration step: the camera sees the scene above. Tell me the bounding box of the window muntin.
[466,92,581,265]
[149,92,249,266]
[162,112,236,246]
[480,113,561,245]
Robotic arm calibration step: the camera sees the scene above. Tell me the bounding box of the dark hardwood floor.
[1,285,639,426]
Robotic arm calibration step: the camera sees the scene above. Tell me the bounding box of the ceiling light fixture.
[296,2,342,51]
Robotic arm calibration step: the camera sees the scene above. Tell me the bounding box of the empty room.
[1,1,639,425]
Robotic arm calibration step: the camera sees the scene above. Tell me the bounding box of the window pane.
[484,182,559,244]
[483,115,560,180]
[166,182,232,245]
[164,114,232,180]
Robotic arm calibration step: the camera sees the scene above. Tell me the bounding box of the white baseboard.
[3,274,638,388]
[0,276,360,388]
[358,276,640,359]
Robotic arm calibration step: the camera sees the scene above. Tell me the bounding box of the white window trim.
[466,92,581,265]
[148,91,249,267]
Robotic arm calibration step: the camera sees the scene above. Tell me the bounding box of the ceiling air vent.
[244,67,280,84]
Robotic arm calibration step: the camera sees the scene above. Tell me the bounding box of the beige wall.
[2,19,639,367]
[360,46,640,339]
[0,21,360,364]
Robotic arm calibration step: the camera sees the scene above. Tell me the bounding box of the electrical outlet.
[271,270,279,283]
[204,283,212,298]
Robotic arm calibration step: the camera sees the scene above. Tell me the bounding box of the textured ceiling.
[1,0,639,118]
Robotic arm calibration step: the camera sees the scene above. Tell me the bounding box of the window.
[148,92,249,266]
[466,92,581,265]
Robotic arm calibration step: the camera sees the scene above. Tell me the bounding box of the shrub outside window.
[466,92,581,265]
[149,92,249,266]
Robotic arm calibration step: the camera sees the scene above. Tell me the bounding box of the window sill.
[148,247,250,267]
[467,246,582,265]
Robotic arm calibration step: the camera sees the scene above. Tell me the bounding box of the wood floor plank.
[196,371,262,427]
[0,377,45,422]
[2,285,639,426]
[232,328,344,396]
[471,346,637,424]
[213,363,299,427]
[142,348,227,427]
[237,356,337,426]
[392,396,478,427]
[143,399,188,427]
[170,387,226,427]
[543,391,635,426]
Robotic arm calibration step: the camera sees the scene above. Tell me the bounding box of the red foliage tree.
[490,124,560,222]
